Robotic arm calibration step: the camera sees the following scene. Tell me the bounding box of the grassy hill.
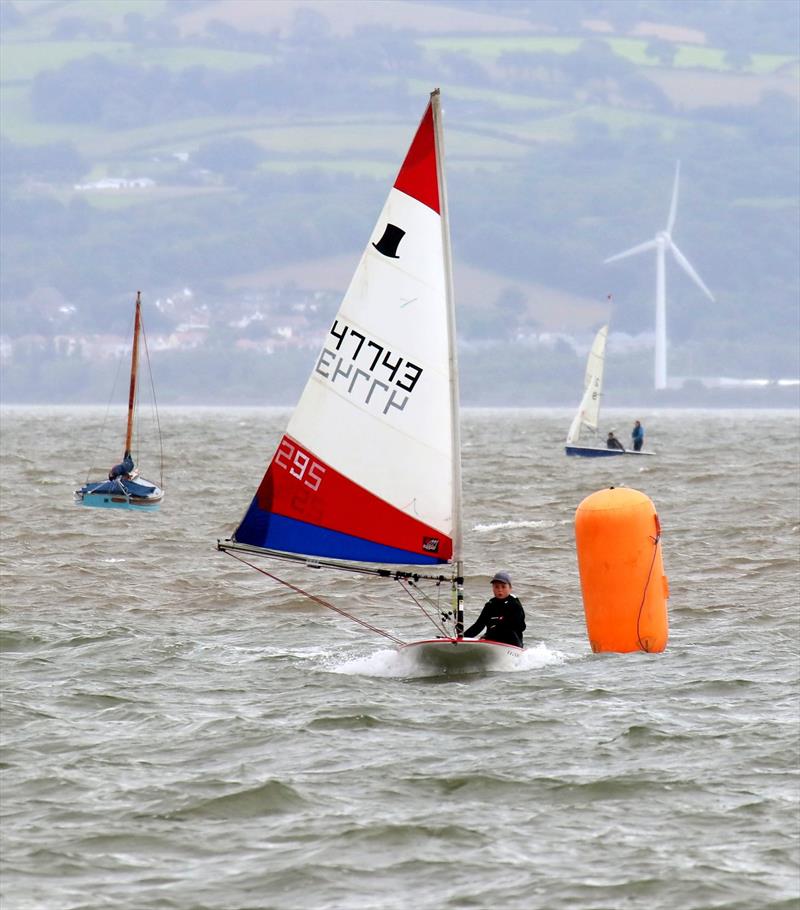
[1,0,798,400]
[2,1,796,164]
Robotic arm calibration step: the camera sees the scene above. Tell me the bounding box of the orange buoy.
[575,487,669,653]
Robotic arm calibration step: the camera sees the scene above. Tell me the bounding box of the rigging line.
[404,577,446,618]
[86,318,129,483]
[636,534,661,652]
[140,315,164,487]
[133,362,139,462]
[396,579,443,634]
[223,550,406,645]
[396,578,449,637]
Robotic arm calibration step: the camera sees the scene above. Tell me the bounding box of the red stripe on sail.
[393,102,440,214]
[254,435,451,561]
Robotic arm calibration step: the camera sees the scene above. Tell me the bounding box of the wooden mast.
[124,291,142,457]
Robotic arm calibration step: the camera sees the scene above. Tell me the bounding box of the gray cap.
[491,571,512,585]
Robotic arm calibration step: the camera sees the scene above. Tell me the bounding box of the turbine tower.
[605,161,715,390]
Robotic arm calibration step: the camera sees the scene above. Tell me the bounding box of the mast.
[430,89,465,634]
[124,291,142,456]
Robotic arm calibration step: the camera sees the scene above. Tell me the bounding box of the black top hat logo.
[372,223,405,259]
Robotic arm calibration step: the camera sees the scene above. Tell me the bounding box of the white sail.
[566,326,608,445]
[229,91,461,568]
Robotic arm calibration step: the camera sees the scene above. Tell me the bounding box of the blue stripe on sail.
[234,500,447,565]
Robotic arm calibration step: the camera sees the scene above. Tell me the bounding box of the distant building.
[74,177,155,191]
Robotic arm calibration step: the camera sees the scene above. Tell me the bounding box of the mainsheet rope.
[224,550,407,646]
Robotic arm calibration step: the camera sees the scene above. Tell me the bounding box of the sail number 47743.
[315,319,423,416]
[275,438,326,491]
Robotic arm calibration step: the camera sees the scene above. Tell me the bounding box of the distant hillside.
[1,0,797,402]
[173,0,538,38]
[225,254,609,333]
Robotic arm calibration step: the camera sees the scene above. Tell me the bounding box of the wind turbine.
[605,161,715,390]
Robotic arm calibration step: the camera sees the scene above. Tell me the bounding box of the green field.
[420,34,795,74]
[4,0,169,41]
[0,40,269,83]
[402,77,561,112]
[0,49,717,165]
[2,2,793,176]
[66,185,227,211]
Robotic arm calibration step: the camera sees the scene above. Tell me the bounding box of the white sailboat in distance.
[218,90,523,673]
[565,325,654,457]
[605,161,715,391]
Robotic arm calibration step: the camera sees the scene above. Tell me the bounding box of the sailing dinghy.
[218,90,522,672]
[74,292,164,510]
[565,325,654,457]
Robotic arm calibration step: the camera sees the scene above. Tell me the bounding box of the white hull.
[399,637,523,672]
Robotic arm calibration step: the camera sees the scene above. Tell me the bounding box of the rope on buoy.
[636,516,663,652]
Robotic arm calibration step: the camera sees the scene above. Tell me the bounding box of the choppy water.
[1,406,799,910]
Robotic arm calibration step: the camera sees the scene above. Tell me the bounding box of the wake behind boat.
[218,90,526,673]
[565,325,655,458]
[75,292,164,510]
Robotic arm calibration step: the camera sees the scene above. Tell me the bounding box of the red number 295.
[274,437,325,491]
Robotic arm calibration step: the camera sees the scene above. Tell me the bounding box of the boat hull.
[399,637,523,672]
[565,446,655,458]
[74,478,163,511]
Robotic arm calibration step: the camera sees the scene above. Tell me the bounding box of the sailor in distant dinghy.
[463,572,526,647]
[606,431,625,451]
[631,420,645,452]
[108,451,134,480]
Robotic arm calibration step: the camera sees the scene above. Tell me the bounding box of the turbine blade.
[666,160,680,233]
[670,241,715,301]
[604,239,657,264]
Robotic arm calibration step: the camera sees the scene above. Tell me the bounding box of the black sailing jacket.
[463,595,526,647]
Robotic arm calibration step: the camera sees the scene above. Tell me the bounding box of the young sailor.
[463,571,525,647]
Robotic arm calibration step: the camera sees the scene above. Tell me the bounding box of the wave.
[161,780,307,820]
[472,519,561,532]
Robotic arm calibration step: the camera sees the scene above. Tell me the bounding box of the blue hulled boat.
[75,292,164,510]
